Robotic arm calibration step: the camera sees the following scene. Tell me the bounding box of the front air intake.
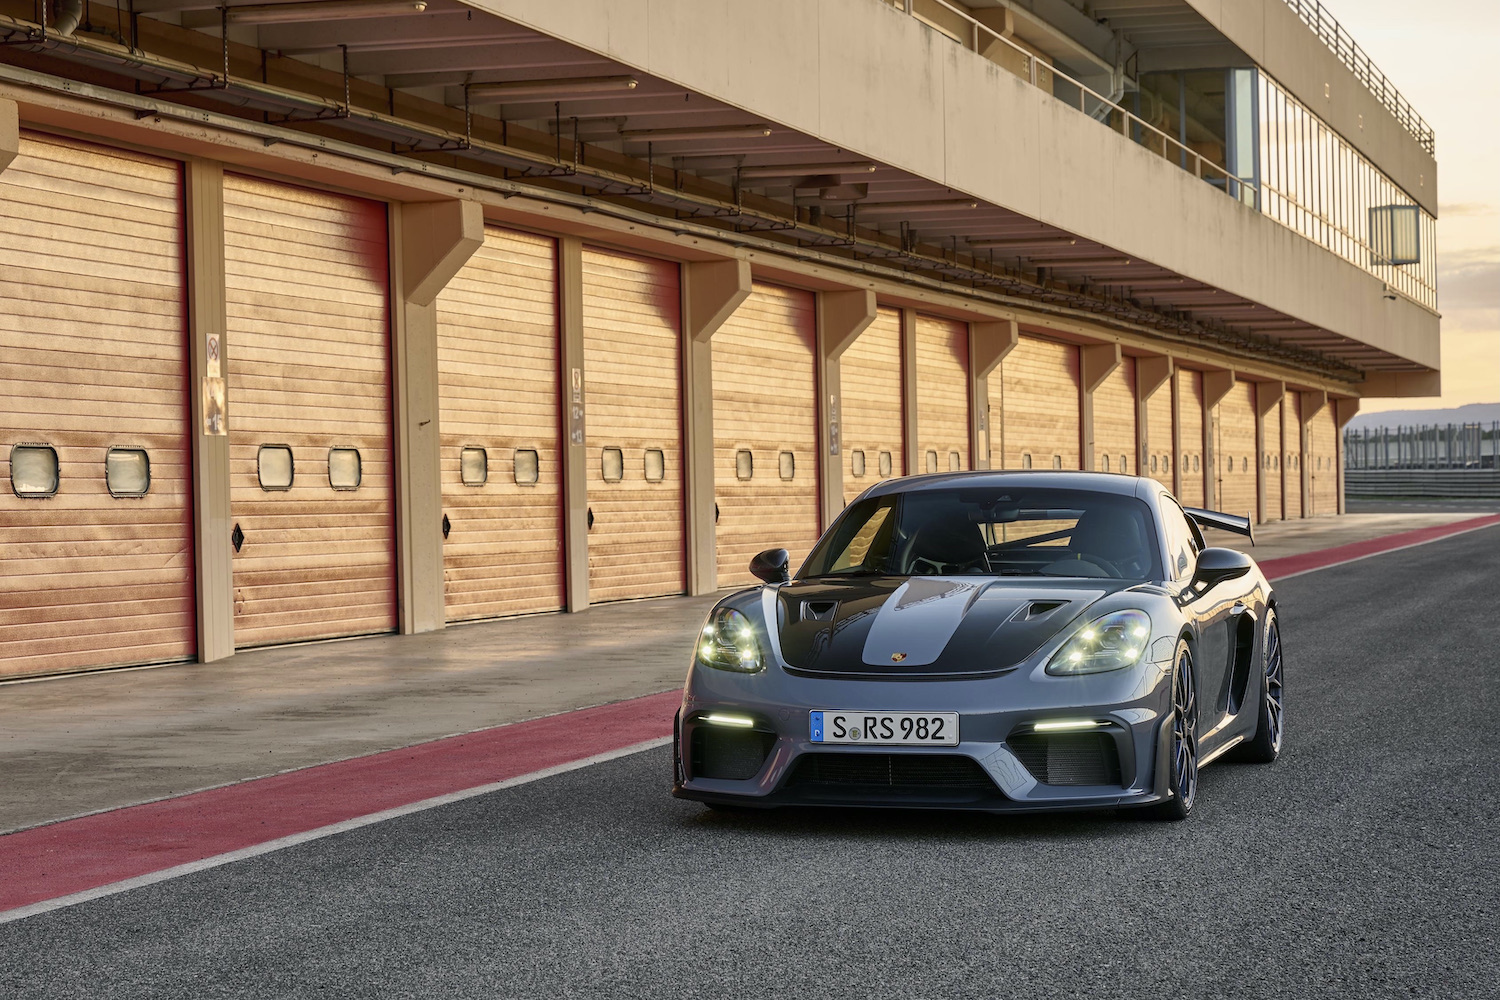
[691,726,776,780]
[1007,732,1122,786]
[784,753,997,799]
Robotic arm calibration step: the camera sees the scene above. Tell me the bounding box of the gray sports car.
[672,471,1283,820]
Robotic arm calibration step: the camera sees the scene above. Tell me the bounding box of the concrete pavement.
[0,510,1486,835]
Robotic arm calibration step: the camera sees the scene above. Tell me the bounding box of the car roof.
[855,470,1168,503]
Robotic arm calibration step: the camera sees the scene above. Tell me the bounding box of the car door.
[1164,500,1238,736]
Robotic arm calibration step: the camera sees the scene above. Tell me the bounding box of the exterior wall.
[468,0,1439,370]
[840,306,905,503]
[994,336,1081,471]
[436,227,564,620]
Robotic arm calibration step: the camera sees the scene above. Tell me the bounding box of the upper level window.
[106,448,150,497]
[10,444,58,497]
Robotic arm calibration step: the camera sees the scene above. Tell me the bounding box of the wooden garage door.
[437,227,563,620]
[1284,392,1303,519]
[841,305,904,504]
[582,248,685,602]
[1176,369,1205,507]
[1094,356,1136,475]
[914,314,969,474]
[995,335,1080,470]
[0,134,194,679]
[225,175,395,648]
[1309,405,1339,515]
[1144,379,1173,490]
[1264,395,1284,521]
[1216,381,1258,520]
[714,282,819,588]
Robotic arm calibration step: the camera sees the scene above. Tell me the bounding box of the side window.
[10,444,59,497]
[105,448,151,497]
[1162,501,1199,581]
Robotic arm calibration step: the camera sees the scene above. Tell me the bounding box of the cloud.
[1439,202,1498,217]
[1439,258,1500,312]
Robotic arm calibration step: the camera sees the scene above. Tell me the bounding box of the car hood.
[774,576,1129,676]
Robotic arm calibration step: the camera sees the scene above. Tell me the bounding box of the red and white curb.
[3,512,1497,923]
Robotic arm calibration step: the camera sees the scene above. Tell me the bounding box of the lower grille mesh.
[692,727,775,780]
[785,753,995,791]
[1007,732,1122,786]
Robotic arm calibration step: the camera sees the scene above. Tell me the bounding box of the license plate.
[810,711,959,746]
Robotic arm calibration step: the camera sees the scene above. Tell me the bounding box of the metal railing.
[886,0,1256,203]
[1345,423,1499,470]
[1280,0,1436,154]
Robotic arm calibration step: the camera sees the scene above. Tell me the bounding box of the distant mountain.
[1347,402,1500,430]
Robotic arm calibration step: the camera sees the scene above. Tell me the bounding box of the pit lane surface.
[3,528,1497,999]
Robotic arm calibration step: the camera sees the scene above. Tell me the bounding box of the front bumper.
[671,657,1178,813]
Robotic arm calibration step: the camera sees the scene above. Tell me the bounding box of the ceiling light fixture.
[858,199,979,214]
[227,0,428,25]
[1027,255,1132,267]
[737,161,877,179]
[466,76,640,101]
[967,236,1077,249]
[618,124,773,141]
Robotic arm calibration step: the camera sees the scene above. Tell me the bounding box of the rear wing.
[1183,507,1256,546]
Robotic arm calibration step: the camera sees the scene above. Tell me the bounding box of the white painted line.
[1267,518,1500,584]
[0,735,672,926]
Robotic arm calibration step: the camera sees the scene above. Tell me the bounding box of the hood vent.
[801,600,839,622]
[1020,600,1067,620]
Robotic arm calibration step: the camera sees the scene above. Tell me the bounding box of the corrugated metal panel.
[714,282,819,588]
[1093,356,1136,475]
[582,247,685,602]
[0,133,194,678]
[1176,370,1205,507]
[1264,397,1284,521]
[1284,391,1303,519]
[224,174,395,647]
[437,227,563,620]
[840,305,904,504]
[1145,380,1173,490]
[914,314,969,473]
[1309,405,1338,515]
[1216,381,1258,521]
[995,336,1080,471]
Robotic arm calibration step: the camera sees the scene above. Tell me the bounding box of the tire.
[1144,641,1199,821]
[1231,607,1284,764]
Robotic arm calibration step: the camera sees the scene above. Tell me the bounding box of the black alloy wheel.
[1232,608,1284,763]
[1146,642,1198,821]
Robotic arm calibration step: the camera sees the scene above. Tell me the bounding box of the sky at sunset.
[1323,0,1500,411]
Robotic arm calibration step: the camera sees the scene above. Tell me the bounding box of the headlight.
[1046,610,1152,675]
[697,607,764,673]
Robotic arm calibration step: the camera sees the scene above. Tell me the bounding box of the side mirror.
[1192,547,1253,590]
[749,548,791,585]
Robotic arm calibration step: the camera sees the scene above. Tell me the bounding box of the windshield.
[800,487,1162,581]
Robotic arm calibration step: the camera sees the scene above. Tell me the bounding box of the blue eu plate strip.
[809,711,824,742]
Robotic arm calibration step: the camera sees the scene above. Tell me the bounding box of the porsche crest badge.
[891,652,907,662]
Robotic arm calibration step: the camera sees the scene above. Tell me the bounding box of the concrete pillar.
[1135,355,1173,479]
[185,160,234,663]
[1079,343,1121,471]
[1334,396,1360,515]
[682,259,752,595]
[558,237,589,611]
[1203,370,1235,509]
[392,199,483,634]
[816,289,877,527]
[969,320,1018,470]
[1299,389,1328,517]
[0,99,17,174]
[1255,381,1285,523]
[900,309,920,475]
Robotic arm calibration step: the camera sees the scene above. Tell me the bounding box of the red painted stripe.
[1259,514,1500,581]
[5,513,1497,914]
[0,690,680,912]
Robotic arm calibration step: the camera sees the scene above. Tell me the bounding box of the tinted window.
[1161,500,1198,581]
[802,487,1163,581]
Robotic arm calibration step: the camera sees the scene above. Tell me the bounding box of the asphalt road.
[4,527,1498,999]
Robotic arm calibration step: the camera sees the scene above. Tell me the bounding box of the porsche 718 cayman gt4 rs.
[671,472,1284,821]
